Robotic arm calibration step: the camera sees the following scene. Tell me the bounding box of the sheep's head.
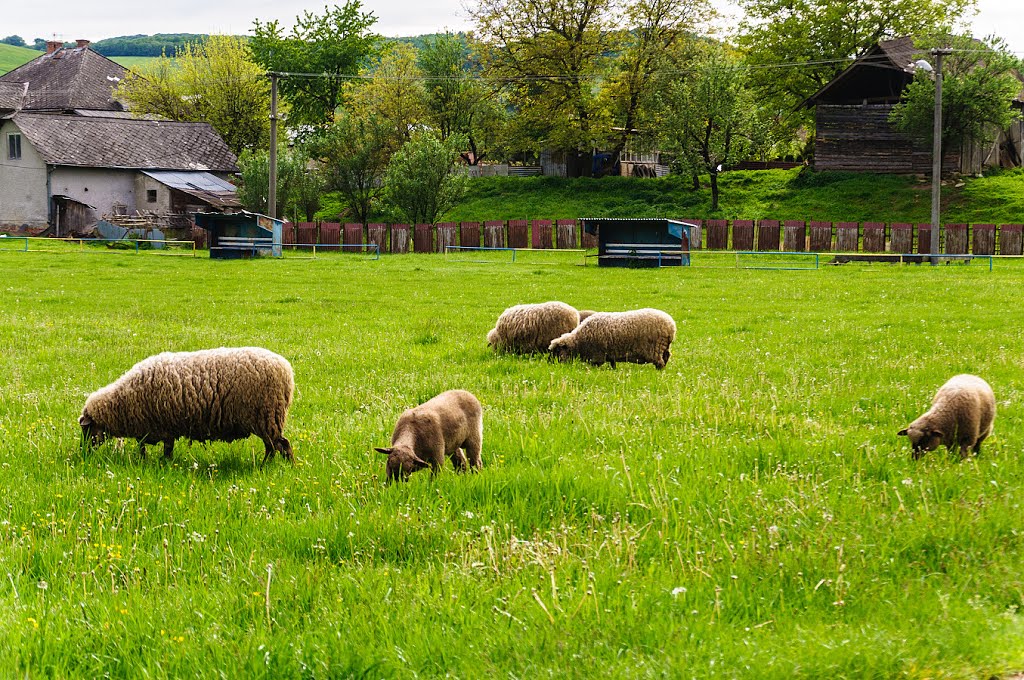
[78,412,107,450]
[375,445,430,483]
[548,339,573,363]
[897,425,943,459]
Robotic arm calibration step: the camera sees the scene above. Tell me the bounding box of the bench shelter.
[582,218,695,267]
[195,211,283,259]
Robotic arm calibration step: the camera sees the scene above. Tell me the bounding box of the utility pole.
[929,48,952,265]
[268,72,279,220]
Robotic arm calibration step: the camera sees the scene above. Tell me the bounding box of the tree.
[1,36,26,47]
[418,33,508,165]
[468,0,619,154]
[308,111,394,224]
[598,0,714,172]
[115,35,271,155]
[383,132,468,224]
[657,46,758,210]
[736,0,977,129]
[345,42,427,149]
[236,146,324,221]
[251,2,380,130]
[890,35,1023,160]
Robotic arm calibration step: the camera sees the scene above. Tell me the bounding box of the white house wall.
[0,119,49,228]
[50,167,137,221]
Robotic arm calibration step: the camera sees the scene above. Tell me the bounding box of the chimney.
[46,40,63,54]
[76,39,90,48]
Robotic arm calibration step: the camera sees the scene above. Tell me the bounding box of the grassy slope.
[0,44,40,75]
[110,56,159,69]
[0,247,1022,677]
[438,168,1024,225]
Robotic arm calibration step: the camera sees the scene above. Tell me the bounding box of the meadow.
[0,247,1022,678]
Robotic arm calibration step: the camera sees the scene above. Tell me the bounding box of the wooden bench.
[601,242,685,267]
[214,235,273,256]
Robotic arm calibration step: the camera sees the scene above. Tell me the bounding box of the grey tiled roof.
[0,46,127,112]
[0,81,27,113]
[12,113,238,172]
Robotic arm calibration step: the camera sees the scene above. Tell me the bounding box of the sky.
[4,0,1022,53]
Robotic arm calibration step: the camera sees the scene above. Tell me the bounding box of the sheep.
[375,389,483,484]
[487,301,580,354]
[898,374,995,459]
[548,308,676,369]
[79,347,294,463]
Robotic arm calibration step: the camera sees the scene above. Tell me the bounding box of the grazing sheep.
[898,374,995,459]
[577,310,598,323]
[548,308,676,369]
[79,347,294,463]
[487,301,580,354]
[375,390,483,483]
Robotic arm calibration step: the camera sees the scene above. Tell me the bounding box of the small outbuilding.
[582,218,695,267]
[194,211,283,259]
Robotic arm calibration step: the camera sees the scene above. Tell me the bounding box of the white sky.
[4,0,1022,53]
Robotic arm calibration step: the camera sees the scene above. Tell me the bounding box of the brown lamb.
[375,390,483,483]
[898,374,995,459]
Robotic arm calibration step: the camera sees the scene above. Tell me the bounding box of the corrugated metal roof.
[142,171,240,209]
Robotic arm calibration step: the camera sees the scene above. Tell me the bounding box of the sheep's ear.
[896,428,908,437]
[79,414,93,428]
[375,447,392,455]
[930,429,943,439]
[411,456,430,470]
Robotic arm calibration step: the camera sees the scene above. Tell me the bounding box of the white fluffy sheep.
[375,389,483,483]
[487,301,580,354]
[898,374,995,459]
[79,347,294,462]
[548,308,676,369]
[577,310,597,323]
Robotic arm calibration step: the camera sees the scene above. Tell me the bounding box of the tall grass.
[0,249,1021,677]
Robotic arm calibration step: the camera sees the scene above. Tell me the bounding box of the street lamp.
[914,49,952,264]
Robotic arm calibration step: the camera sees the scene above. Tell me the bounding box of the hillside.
[433,168,1024,225]
[0,43,39,75]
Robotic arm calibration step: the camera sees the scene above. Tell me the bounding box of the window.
[146,189,158,203]
[7,133,21,160]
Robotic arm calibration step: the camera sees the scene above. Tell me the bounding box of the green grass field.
[0,43,40,75]
[1,248,1022,677]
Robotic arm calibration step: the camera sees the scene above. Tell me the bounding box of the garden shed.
[194,211,283,259]
[582,218,695,267]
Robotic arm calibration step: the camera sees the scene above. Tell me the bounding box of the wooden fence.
[248,219,1024,257]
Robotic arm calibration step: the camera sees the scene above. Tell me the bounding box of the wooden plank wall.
[556,219,577,249]
[460,222,480,248]
[343,223,362,251]
[890,223,913,253]
[916,224,933,254]
[297,222,317,251]
[945,224,968,254]
[413,224,433,253]
[757,219,780,251]
[367,223,387,253]
[835,222,858,252]
[1000,224,1022,255]
[783,220,805,252]
[390,224,409,254]
[484,221,504,249]
[507,220,529,249]
[706,219,728,249]
[532,219,553,249]
[732,220,754,250]
[973,224,995,255]
[862,222,885,253]
[436,222,458,253]
[809,221,832,252]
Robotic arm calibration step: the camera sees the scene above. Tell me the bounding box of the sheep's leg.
[162,439,174,460]
[449,448,469,472]
[261,437,277,465]
[465,437,483,472]
[138,440,148,458]
[277,436,293,462]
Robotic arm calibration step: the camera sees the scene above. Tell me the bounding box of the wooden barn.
[806,37,1024,175]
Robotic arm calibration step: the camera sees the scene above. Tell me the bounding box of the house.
[0,40,240,235]
[806,36,1024,174]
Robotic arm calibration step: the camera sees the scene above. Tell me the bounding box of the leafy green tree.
[115,35,271,155]
[737,0,977,130]
[236,146,324,221]
[468,0,618,155]
[345,42,427,149]
[308,111,394,224]
[657,46,758,210]
[598,0,714,172]
[383,132,468,224]
[418,33,508,165]
[251,2,380,130]
[1,36,26,47]
[890,35,1023,160]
